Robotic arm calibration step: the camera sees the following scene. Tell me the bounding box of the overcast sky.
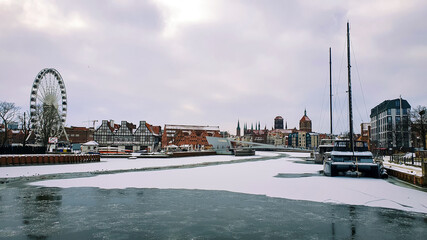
[1,0,426,134]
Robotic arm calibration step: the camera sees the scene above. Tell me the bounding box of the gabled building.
[61,126,94,144]
[287,130,319,149]
[114,121,135,145]
[267,129,293,146]
[252,129,268,144]
[94,120,161,152]
[162,124,220,150]
[134,121,161,151]
[0,128,26,146]
[93,120,116,146]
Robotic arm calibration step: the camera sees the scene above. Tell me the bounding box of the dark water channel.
[0,186,426,239]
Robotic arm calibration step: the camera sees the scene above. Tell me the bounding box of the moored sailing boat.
[323,22,387,178]
[314,48,335,164]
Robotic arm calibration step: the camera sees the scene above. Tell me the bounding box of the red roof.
[146,122,161,135]
[300,115,311,122]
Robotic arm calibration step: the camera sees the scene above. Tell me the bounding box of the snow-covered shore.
[2,151,426,214]
[0,152,272,178]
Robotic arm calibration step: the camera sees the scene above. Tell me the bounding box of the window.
[396,109,400,115]
[387,116,392,123]
[387,109,391,115]
[396,116,401,123]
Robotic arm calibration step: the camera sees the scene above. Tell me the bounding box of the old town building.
[162,124,220,150]
[274,116,284,130]
[299,109,312,133]
[236,120,241,137]
[94,120,161,152]
[61,126,94,144]
[252,129,268,144]
[267,129,293,146]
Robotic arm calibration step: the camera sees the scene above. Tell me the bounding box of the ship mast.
[329,47,333,136]
[347,22,354,152]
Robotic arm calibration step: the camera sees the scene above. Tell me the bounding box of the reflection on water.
[20,188,62,240]
[0,186,426,239]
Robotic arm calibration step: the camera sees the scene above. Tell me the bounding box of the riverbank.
[0,154,100,166]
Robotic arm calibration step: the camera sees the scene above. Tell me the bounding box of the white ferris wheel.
[29,68,68,142]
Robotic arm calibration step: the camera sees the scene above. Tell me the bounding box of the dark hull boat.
[234,147,255,156]
[323,140,387,178]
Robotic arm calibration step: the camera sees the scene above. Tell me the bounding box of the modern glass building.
[370,98,411,151]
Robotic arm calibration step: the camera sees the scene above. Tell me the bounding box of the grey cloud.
[0,0,426,135]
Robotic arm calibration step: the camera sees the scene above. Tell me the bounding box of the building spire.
[236,119,241,137]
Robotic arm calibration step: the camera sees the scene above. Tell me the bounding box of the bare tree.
[17,110,31,146]
[410,105,427,150]
[33,104,62,146]
[0,101,20,147]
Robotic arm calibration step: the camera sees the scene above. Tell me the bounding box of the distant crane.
[82,120,98,129]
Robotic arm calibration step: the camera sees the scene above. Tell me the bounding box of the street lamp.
[420,109,425,150]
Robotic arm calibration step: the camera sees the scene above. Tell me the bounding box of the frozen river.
[0,151,426,239]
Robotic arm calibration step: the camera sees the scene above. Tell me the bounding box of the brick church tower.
[299,109,312,133]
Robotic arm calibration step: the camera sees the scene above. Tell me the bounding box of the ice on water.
[3,151,426,213]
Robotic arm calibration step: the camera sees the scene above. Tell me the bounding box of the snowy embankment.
[0,153,271,178]
[382,155,423,177]
[2,151,426,214]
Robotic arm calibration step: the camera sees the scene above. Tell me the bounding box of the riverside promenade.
[382,155,427,187]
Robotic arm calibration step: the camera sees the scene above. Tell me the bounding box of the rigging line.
[351,40,369,121]
[353,98,364,132]
[333,38,347,134]
[319,56,329,133]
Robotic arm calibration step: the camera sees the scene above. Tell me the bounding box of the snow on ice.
[2,151,426,214]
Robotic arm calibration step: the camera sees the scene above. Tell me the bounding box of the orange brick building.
[61,126,95,144]
[299,109,312,133]
[162,124,221,149]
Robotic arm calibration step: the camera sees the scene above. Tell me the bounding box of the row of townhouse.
[93,121,221,152]
[93,120,162,152]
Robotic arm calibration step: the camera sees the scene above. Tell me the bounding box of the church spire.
[236,119,241,137]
